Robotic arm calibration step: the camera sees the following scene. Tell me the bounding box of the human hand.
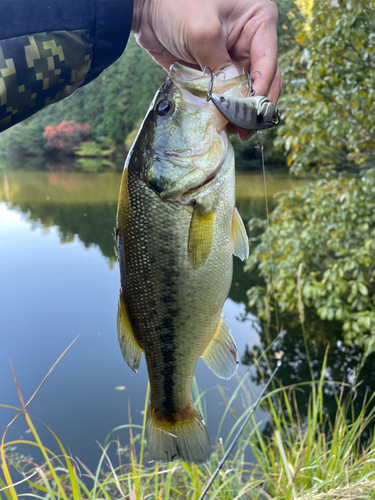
[131,0,282,139]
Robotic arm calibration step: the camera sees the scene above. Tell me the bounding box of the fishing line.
[197,360,281,500]
[256,130,280,335]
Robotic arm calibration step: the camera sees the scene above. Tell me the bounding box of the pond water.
[1,165,374,471]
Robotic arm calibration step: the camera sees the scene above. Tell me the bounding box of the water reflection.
[1,167,372,468]
[2,168,292,469]
[1,171,121,260]
[0,170,308,262]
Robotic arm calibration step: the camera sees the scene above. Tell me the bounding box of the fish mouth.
[183,167,221,196]
[259,100,280,126]
[157,162,222,201]
[262,113,280,126]
[263,119,279,127]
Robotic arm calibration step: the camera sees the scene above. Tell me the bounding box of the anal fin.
[231,207,249,260]
[201,314,238,380]
[117,294,143,372]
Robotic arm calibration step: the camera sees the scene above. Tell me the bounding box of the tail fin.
[147,404,211,465]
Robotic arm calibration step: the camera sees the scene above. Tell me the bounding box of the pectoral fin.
[201,314,238,380]
[188,206,215,270]
[231,207,249,260]
[117,294,143,372]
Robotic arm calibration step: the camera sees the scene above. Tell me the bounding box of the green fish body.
[116,64,249,464]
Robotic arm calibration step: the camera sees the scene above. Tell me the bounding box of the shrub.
[246,170,375,350]
[43,121,91,154]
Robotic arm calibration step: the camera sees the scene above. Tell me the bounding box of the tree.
[275,0,375,174]
[43,121,91,154]
[103,37,166,142]
[246,170,375,350]
[0,122,46,157]
[246,0,375,349]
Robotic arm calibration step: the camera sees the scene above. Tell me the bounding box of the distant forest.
[0,0,300,171]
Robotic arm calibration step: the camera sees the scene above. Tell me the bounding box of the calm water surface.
[1,166,373,470]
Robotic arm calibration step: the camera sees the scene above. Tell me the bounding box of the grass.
[1,353,375,499]
[1,331,375,499]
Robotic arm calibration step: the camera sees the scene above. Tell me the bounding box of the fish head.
[128,64,248,204]
[257,98,280,129]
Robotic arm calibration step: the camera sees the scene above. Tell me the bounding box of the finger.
[148,48,200,73]
[266,65,283,103]
[238,67,282,141]
[249,45,278,99]
[229,3,279,96]
[186,19,233,73]
[230,2,278,97]
[134,32,189,73]
[248,23,278,98]
[226,123,254,142]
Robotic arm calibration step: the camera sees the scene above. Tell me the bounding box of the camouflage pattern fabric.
[0,30,92,132]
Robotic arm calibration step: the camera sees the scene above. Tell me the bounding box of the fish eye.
[155,99,175,117]
[272,115,279,124]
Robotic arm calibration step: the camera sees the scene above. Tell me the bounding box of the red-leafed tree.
[43,121,91,154]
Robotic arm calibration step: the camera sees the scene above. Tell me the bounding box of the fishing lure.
[205,67,280,131]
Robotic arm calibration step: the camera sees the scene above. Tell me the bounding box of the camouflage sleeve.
[0,0,133,132]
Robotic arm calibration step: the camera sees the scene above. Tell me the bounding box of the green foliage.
[2,349,375,499]
[275,0,375,174]
[124,119,142,151]
[230,131,286,171]
[246,170,375,349]
[31,38,156,143]
[75,137,116,157]
[0,122,45,157]
[74,137,118,171]
[248,357,375,500]
[273,0,305,52]
[250,0,375,349]
[75,141,103,157]
[79,36,166,143]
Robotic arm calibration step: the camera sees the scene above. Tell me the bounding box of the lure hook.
[244,69,262,96]
[205,68,226,102]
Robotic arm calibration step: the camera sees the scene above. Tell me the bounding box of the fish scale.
[119,153,234,414]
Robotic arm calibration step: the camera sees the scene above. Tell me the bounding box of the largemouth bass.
[116,63,249,465]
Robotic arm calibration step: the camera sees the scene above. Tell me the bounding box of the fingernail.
[222,65,241,79]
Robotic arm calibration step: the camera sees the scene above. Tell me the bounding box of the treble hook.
[204,67,226,102]
[244,69,262,96]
